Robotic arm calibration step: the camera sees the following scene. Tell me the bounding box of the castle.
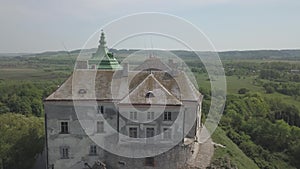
[44,31,203,169]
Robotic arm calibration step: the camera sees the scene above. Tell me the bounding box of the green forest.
[0,49,299,169]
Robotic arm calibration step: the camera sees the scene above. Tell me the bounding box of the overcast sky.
[0,0,299,53]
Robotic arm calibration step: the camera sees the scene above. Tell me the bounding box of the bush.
[238,88,249,94]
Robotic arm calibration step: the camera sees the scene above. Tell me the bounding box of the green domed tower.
[88,30,122,70]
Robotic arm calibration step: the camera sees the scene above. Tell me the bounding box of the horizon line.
[1,47,300,55]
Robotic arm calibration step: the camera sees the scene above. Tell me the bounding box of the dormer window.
[78,89,87,94]
[145,91,155,98]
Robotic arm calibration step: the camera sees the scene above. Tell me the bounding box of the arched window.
[145,91,155,98]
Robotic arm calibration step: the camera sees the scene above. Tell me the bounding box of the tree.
[0,113,44,169]
[0,102,9,114]
[238,88,250,94]
[31,98,43,117]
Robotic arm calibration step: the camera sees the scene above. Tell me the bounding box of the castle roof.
[45,70,201,103]
[45,32,201,104]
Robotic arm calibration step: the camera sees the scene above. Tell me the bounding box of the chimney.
[75,61,88,69]
[122,62,129,77]
[91,64,96,70]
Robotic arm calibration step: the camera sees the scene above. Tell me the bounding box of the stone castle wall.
[104,144,194,169]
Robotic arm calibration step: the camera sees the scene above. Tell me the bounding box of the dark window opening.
[145,91,155,98]
[146,128,155,138]
[89,145,97,155]
[163,112,172,121]
[145,157,155,166]
[98,106,104,114]
[60,147,69,159]
[78,89,87,94]
[60,122,69,134]
[129,127,138,138]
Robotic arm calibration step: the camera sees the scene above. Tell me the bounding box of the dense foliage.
[0,81,59,116]
[220,93,300,168]
[0,113,44,169]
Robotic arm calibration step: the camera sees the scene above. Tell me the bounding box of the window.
[97,106,104,114]
[89,145,97,155]
[145,157,155,166]
[129,127,138,138]
[60,146,69,159]
[97,121,104,133]
[60,121,69,134]
[163,112,172,121]
[145,91,155,98]
[147,112,155,120]
[78,89,87,94]
[146,128,155,138]
[163,128,172,140]
[130,112,137,120]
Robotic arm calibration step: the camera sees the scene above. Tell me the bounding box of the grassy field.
[0,68,70,81]
[225,75,264,94]
[195,73,264,93]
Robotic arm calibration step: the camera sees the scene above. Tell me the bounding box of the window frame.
[163,112,172,121]
[129,111,137,120]
[97,105,104,114]
[128,127,138,138]
[145,157,155,167]
[60,121,69,134]
[60,146,70,159]
[145,127,156,138]
[89,145,97,156]
[147,112,155,121]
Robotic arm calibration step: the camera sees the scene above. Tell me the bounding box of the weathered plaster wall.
[104,144,194,169]
[45,101,118,169]
[45,101,201,169]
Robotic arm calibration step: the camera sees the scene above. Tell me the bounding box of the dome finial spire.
[99,29,106,47]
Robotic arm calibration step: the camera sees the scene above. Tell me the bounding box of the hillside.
[210,127,259,169]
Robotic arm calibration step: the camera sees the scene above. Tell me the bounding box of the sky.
[0,0,300,53]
